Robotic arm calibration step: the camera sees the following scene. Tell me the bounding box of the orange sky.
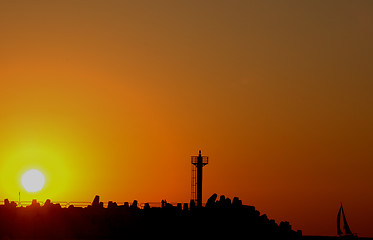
[0,0,372,237]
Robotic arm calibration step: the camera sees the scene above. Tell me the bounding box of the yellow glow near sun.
[0,140,73,201]
[22,169,45,193]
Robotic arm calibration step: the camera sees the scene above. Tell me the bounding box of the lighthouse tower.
[191,150,209,207]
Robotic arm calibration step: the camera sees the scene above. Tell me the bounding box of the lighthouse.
[191,150,209,207]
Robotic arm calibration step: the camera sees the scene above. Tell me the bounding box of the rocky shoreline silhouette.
[0,194,301,239]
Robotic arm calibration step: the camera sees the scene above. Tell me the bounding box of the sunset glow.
[0,0,372,237]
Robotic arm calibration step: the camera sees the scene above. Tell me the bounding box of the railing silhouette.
[4,200,188,209]
[14,201,92,208]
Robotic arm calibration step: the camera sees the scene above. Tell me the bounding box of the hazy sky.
[0,0,372,236]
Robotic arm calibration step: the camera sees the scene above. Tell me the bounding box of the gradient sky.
[0,0,372,237]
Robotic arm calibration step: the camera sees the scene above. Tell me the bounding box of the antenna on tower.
[191,150,208,207]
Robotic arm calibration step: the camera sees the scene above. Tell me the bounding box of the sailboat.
[337,203,357,239]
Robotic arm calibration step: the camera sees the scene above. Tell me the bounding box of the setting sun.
[21,169,45,193]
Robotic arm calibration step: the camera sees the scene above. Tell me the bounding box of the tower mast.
[191,150,208,207]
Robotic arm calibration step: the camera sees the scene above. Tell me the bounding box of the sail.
[337,205,343,235]
[342,206,352,235]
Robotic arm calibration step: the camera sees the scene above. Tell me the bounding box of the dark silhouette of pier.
[0,194,301,239]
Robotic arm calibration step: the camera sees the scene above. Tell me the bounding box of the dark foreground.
[304,237,373,240]
[1,194,302,239]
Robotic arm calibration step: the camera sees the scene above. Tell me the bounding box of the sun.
[21,169,45,193]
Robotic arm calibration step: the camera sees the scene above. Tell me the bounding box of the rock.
[205,193,217,208]
[92,195,100,207]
